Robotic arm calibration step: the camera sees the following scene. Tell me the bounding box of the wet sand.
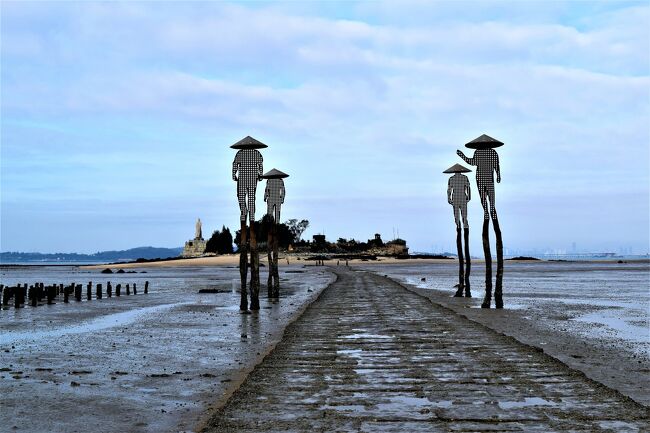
[202,269,649,432]
[0,265,334,433]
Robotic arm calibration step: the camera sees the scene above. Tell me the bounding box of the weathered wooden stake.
[493,218,504,308]
[107,282,112,298]
[463,227,471,297]
[116,284,121,297]
[454,227,464,297]
[272,223,280,297]
[239,221,249,311]
[267,228,274,298]
[481,219,492,308]
[249,225,260,311]
[144,281,149,294]
[126,284,130,295]
[75,284,82,302]
[63,285,69,303]
[87,282,92,300]
[97,283,103,300]
[133,283,137,295]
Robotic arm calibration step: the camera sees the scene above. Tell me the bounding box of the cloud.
[1,1,648,252]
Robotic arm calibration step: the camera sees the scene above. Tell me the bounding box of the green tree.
[205,226,234,254]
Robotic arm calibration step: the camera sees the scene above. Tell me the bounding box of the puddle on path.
[498,397,557,409]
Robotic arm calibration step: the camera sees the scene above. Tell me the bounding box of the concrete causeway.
[202,269,649,432]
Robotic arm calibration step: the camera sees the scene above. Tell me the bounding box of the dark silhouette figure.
[264,170,286,223]
[444,163,472,297]
[263,168,289,298]
[231,136,267,311]
[457,134,504,308]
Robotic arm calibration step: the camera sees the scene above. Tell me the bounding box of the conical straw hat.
[443,163,471,174]
[230,135,268,149]
[262,168,289,179]
[465,134,504,149]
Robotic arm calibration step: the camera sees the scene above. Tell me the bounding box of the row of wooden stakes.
[0,281,150,309]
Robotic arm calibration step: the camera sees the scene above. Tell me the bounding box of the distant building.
[368,234,408,256]
[367,233,384,248]
[182,218,207,258]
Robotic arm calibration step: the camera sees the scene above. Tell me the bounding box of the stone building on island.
[182,218,207,258]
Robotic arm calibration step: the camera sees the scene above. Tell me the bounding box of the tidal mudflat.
[0,265,334,433]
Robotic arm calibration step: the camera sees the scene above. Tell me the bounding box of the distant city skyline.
[1,1,648,254]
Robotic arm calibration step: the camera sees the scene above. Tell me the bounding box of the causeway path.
[202,269,649,432]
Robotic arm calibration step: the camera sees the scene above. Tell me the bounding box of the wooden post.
[97,283,103,300]
[75,284,82,302]
[116,284,121,297]
[463,227,471,297]
[239,221,249,311]
[30,285,37,307]
[454,227,464,297]
[249,224,260,311]
[126,284,130,295]
[144,281,149,294]
[267,228,274,298]
[272,223,280,297]
[481,219,492,308]
[14,285,22,308]
[107,282,112,298]
[2,286,10,306]
[47,286,55,305]
[133,283,137,295]
[63,285,69,303]
[87,282,92,300]
[493,218,504,308]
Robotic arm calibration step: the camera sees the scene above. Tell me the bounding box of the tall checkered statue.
[457,134,504,308]
[444,163,472,298]
[231,136,267,311]
[263,169,287,223]
[262,168,289,298]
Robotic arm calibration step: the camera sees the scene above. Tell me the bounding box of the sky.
[1,1,648,255]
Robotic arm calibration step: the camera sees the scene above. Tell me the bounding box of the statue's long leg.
[267,228,274,298]
[493,216,504,308]
[454,224,464,297]
[481,217,492,308]
[239,220,249,311]
[249,220,260,310]
[272,222,280,297]
[464,226,471,297]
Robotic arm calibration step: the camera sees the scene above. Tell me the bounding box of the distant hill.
[0,246,183,264]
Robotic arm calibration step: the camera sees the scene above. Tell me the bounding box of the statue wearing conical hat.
[444,163,472,298]
[232,149,264,223]
[456,134,501,221]
[456,134,505,309]
[445,164,471,229]
[263,169,288,223]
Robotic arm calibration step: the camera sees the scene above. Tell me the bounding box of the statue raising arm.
[495,151,501,183]
[456,149,475,166]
